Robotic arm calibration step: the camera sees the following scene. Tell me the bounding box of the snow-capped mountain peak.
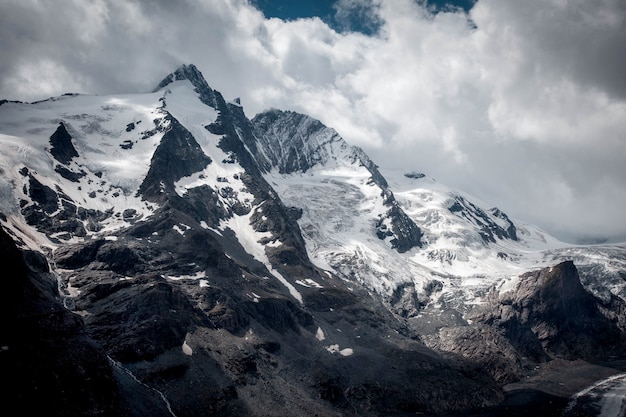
[154,63,220,109]
[251,109,350,174]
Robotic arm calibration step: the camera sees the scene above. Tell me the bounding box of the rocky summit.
[1,64,626,416]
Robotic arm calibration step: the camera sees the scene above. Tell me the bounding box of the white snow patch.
[271,269,303,304]
[326,344,340,354]
[265,163,583,309]
[296,279,323,288]
[315,327,325,341]
[0,91,168,241]
[165,272,205,281]
[182,340,193,356]
[325,344,354,356]
[339,348,354,356]
[172,223,191,236]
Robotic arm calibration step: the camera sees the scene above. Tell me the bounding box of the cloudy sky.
[1,0,625,243]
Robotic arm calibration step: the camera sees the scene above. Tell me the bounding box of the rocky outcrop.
[138,115,211,202]
[376,197,424,252]
[45,219,504,416]
[474,261,626,360]
[251,109,346,174]
[449,195,518,243]
[389,281,421,318]
[20,171,108,240]
[49,122,78,165]
[154,63,220,109]
[423,325,525,384]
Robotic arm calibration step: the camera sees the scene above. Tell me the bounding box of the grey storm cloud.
[0,0,625,243]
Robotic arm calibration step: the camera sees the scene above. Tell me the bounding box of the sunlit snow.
[316,327,325,341]
[182,340,193,356]
[326,344,354,356]
[265,147,626,309]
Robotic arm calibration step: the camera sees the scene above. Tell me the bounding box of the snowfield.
[266,153,626,310]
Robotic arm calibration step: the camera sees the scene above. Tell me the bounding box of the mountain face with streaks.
[1,64,626,417]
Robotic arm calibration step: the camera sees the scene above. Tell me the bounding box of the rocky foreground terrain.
[1,64,626,416]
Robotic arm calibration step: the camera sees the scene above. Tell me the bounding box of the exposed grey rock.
[49,122,78,165]
[251,109,346,174]
[389,281,421,318]
[423,325,525,384]
[404,171,425,179]
[138,115,211,202]
[474,261,626,360]
[449,195,518,243]
[21,174,94,239]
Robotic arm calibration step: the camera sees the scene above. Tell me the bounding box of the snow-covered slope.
[385,169,626,305]
[0,91,167,250]
[249,110,626,315]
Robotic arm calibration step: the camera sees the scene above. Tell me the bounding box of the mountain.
[1,64,626,416]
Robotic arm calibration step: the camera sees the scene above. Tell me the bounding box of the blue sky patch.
[252,0,475,35]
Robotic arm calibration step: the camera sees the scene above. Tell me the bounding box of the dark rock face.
[449,196,518,243]
[21,174,98,240]
[45,222,503,416]
[474,261,626,360]
[26,173,59,214]
[49,122,78,165]
[424,325,525,384]
[490,207,518,241]
[377,195,424,252]
[138,115,211,202]
[54,164,86,182]
[251,109,345,174]
[0,226,172,417]
[422,261,626,393]
[86,277,194,362]
[203,90,320,276]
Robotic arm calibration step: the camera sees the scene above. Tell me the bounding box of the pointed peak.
[154,64,205,90]
[154,64,219,108]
